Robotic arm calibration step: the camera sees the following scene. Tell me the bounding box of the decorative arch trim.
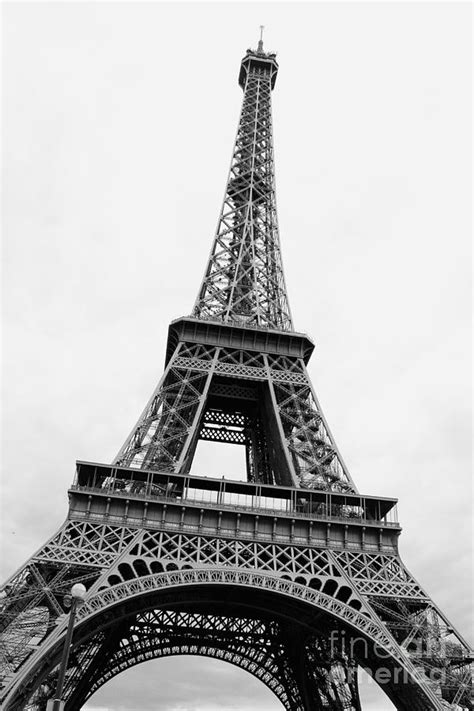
[78,568,396,654]
[77,567,444,709]
[4,568,444,711]
[85,643,295,710]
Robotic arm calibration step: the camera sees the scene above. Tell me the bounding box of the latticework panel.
[3,548,471,710]
[62,610,303,711]
[24,602,366,711]
[114,342,216,470]
[113,338,360,492]
[0,521,142,682]
[173,345,306,384]
[199,408,249,445]
[369,598,473,708]
[271,367,356,493]
[0,560,100,680]
[102,529,367,616]
[304,637,361,710]
[332,551,426,598]
[193,53,292,330]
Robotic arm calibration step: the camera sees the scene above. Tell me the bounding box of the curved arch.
[76,569,400,656]
[84,637,296,710]
[3,568,444,711]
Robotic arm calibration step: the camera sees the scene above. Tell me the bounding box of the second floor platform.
[68,462,401,554]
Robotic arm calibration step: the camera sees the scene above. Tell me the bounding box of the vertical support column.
[113,342,186,467]
[174,348,221,475]
[301,362,358,493]
[262,355,299,487]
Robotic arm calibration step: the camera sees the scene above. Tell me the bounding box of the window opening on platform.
[190,439,248,482]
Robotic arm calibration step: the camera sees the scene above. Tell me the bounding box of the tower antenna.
[257,25,264,52]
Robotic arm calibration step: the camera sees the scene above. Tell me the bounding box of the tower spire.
[192,40,291,330]
[257,25,264,53]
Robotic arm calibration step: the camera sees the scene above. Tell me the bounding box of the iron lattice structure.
[192,47,291,331]
[1,40,472,711]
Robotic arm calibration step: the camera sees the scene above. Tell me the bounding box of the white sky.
[2,2,472,710]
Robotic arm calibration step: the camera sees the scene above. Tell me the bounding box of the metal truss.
[192,47,292,330]
[2,516,472,709]
[2,39,472,711]
[114,340,356,493]
[24,604,365,711]
[62,609,304,710]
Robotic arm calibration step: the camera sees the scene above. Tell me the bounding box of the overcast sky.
[2,2,472,710]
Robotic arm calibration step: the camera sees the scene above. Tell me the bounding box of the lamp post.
[46,583,86,711]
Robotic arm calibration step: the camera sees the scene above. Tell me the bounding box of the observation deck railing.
[71,461,400,529]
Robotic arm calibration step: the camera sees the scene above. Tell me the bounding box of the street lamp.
[46,583,87,711]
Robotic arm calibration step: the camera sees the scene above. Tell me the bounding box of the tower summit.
[257,24,265,53]
[194,33,287,329]
[1,39,472,711]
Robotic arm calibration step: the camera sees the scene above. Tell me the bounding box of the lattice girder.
[114,341,219,472]
[63,609,304,711]
[113,330,357,492]
[3,564,462,711]
[0,522,110,684]
[193,50,292,330]
[2,507,472,710]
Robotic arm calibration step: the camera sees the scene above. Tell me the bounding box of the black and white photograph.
[1,2,472,710]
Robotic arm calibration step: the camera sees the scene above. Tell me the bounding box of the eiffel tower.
[1,35,472,711]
